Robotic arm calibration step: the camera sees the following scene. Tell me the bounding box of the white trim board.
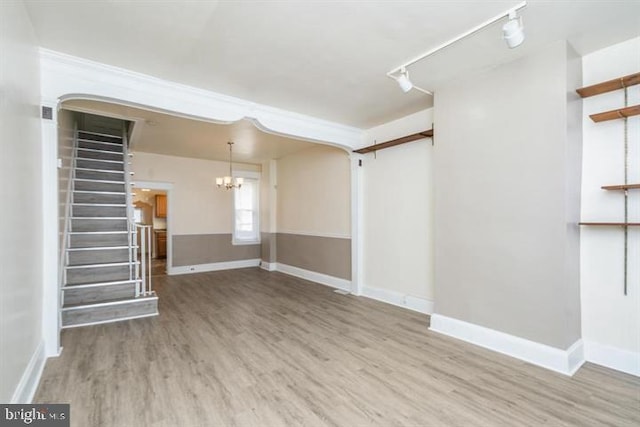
[40,49,361,150]
[275,263,351,292]
[11,340,47,404]
[260,261,277,272]
[169,259,261,275]
[430,314,585,376]
[361,286,434,315]
[584,340,640,377]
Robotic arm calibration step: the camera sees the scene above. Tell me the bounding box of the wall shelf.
[589,104,640,123]
[578,71,639,295]
[354,129,433,154]
[579,222,640,227]
[601,184,640,191]
[576,72,640,98]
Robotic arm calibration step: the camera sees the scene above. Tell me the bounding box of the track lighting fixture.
[386,1,527,94]
[503,11,525,48]
[396,69,413,93]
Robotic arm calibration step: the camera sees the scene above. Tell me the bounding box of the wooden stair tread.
[63,279,141,289]
[63,294,157,310]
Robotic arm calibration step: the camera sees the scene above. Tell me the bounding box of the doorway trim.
[133,181,174,274]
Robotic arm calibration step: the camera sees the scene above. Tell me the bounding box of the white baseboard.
[260,261,277,271]
[11,339,47,403]
[275,263,351,292]
[430,314,585,376]
[361,286,434,315]
[169,258,261,275]
[584,340,640,377]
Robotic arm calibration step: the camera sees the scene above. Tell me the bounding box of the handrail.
[122,125,153,296]
[59,123,79,296]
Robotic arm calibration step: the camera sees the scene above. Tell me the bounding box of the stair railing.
[122,127,152,297]
[59,123,79,303]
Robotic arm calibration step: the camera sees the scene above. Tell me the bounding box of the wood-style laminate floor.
[35,268,640,427]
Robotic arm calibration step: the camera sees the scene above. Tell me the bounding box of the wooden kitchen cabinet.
[155,194,167,218]
[156,231,167,259]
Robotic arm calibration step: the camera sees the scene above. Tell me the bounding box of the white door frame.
[132,180,174,273]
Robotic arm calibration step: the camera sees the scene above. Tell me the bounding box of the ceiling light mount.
[386,1,527,94]
[503,10,525,49]
[396,68,413,93]
[392,68,433,95]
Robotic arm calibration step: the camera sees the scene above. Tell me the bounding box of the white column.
[41,99,61,357]
[350,153,364,295]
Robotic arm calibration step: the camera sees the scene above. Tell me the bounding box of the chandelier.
[216,141,243,190]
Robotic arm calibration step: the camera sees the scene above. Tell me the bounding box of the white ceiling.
[26,1,640,128]
[63,99,318,164]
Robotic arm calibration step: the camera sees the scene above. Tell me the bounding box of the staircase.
[61,129,158,328]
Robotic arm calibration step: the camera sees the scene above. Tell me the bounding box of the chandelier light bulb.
[216,141,243,190]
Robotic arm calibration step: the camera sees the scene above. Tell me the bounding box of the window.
[233,173,260,245]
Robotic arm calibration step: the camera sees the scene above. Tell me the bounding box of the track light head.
[396,69,413,93]
[503,11,524,49]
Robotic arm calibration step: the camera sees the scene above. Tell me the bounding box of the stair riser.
[76,159,124,171]
[62,298,157,327]
[77,150,124,162]
[78,133,123,144]
[71,219,127,232]
[70,234,129,248]
[74,181,125,192]
[78,141,123,153]
[72,205,127,217]
[68,248,130,266]
[63,283,137,305]
[75,170,125,181]
[66,265,131,285]
[73,193,126,204]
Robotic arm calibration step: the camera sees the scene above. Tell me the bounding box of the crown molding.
[39,48,362,150]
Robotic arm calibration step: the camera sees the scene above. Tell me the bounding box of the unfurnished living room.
[1,1,639,426]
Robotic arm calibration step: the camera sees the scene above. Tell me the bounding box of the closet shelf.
[579,222,640,227]
[354,129,433,154]
[589,105,640,123]
[576,72,640,98]
[601,184,640,191]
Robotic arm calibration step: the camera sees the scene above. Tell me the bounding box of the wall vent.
[42,106,53,120]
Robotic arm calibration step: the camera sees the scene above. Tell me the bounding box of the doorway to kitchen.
[132,182,173,276]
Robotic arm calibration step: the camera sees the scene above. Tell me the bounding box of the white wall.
[277,145,351,237]
[131,152,259,235]
[433,40,583,353]
[0,0,45,402]
[260,160,275,233]
[274,144,352,282]
[580,37,640,376]
[361,109,435,313]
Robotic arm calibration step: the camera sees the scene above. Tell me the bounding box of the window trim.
[232,171,261,246]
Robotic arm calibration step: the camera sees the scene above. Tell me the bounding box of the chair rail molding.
[39,48,362,150]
